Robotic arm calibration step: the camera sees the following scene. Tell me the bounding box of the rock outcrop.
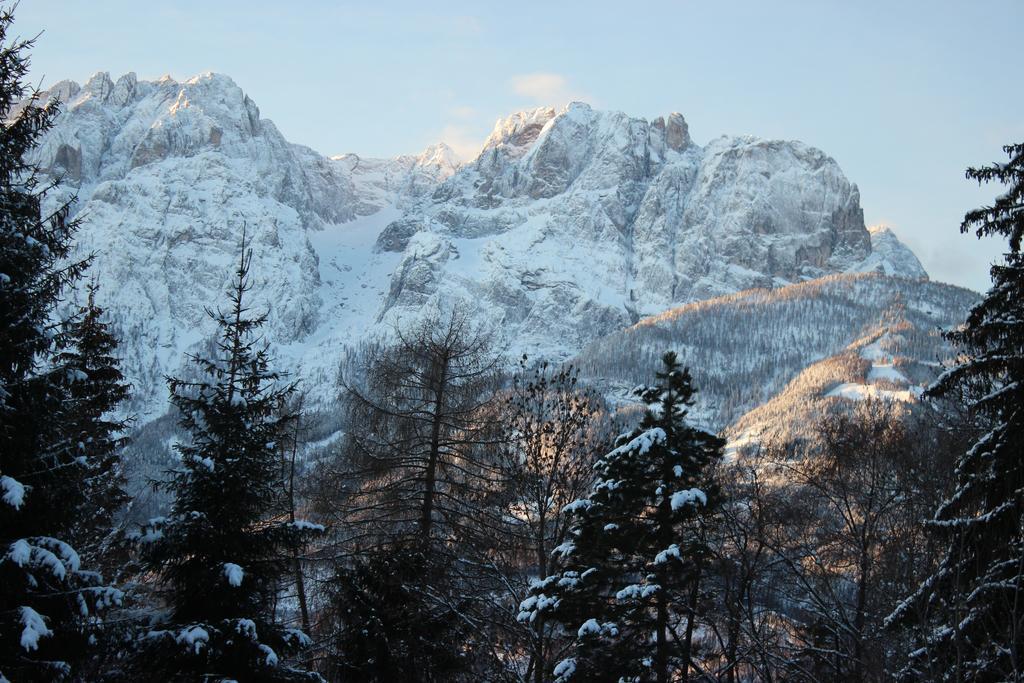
[29,73,930,417]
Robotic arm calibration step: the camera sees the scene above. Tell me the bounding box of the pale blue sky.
[18,1,1024,292]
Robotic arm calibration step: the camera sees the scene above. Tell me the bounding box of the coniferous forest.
[2,6,1023,682]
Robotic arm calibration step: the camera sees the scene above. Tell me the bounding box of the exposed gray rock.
[27,72,929,420]
[378,103,913,349]
[375,218,424,252]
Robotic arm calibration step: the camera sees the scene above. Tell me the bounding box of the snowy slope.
[724,327,939,456]
[574,273,977,432]
[30,71,933,421]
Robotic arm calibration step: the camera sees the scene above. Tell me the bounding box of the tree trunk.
[533,617,546,683]
[286,419,312,653]
[682,566,701,683]
[656,580,669,683]
[854,540,870,682]
[420,354,449,540]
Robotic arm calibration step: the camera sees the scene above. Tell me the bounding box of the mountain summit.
[30,72,928,416]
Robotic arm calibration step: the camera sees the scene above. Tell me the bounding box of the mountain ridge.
[28,70,940,425]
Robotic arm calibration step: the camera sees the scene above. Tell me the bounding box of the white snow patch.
[236,618,257,638]
[827,383,922,402]
[223,562,244,587]
[7,539,31,566]
[577,618,601,637]
[606,428,666,460]
[670,488,707,510]
[552,541,575,558]
[615,583,659,600]
[562,498,592,514]
[867,363,909,384]
[1,475,26,509]
[654,544,681,565]
[19,606,51,651]
[553,658,577,681]
[177,625,209,654]
[258,643,279,666]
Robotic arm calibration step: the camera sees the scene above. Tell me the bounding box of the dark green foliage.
[53,282,131,562]
[891,143,1024,681]
[521,351,723,682]
[134,241,321,681]
[327,544,474,682]
[0,7,125,680]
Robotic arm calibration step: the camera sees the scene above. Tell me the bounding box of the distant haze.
[20,1,1023,293]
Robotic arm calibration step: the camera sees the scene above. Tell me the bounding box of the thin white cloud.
[439,123,485,162]
[511,72,589,106]
[449,105,478,121]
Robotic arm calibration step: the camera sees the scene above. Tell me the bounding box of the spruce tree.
[328,545,473,682]
[520,352,723,683]
[53,282,131,563]
[0,8,123,680]
[135,238,322,682]
[889,143,1024,681]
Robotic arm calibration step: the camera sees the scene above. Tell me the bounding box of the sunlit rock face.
[378,102,919,350]
[856,224,929,279]
[30,72,458,412]
[30,73,926,417]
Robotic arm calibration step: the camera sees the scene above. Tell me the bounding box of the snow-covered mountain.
[31,71,938,422]
[376,105,927,348]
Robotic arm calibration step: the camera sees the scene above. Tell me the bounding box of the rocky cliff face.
[376,103,922,352]
[29,72,929,417]
[30,72,456,412]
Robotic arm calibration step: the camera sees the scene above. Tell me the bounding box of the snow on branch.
[1,475,26,509]
[19,606,52,651]
[223,562,244,587]
[670,487,707,510]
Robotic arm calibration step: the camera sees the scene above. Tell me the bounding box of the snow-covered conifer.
[889,142,1024,680]
[0,7,125,679]
[134,236,322,681]
[520,352,723,683]
[53,282,131,562]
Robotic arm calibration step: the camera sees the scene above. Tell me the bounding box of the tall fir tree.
[53,282,131,563]
[520,352,723,683]
[0,7,124,680]
[889,143,1024,681]
[134,237,322,682]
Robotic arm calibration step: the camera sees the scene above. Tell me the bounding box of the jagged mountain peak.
[481,105,558,156]
[29,70,941,421]
[377,101,919,346]
[856,224,929,279]
[415,141,462,171]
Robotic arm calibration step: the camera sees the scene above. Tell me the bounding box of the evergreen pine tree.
[327,544,473,682]
[134,237,322,682]
[0,8,123,679]
[888,143,1024,681]
[53,282,131,563]
[520,352,723,683]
